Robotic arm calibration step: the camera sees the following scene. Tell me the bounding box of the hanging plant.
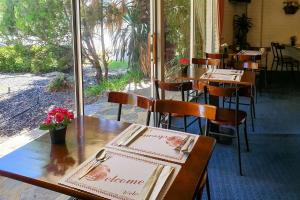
[283,1,299,14]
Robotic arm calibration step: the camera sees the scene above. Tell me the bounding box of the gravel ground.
[0,66,128,139]
[0,73,74,138]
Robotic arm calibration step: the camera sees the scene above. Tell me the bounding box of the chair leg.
[198,118,203,135]
[168,114,172,129]
[252,97,256,119]
[249,98,254,132]
[157,113,162,128]
[236,125,243,176]
[146,111,151,126]
[271,59,274,71]
[244,120,250,152]
[184,116,187,132]
[255,85,258,104]
[222,97,225,108]
[206,174,211,200]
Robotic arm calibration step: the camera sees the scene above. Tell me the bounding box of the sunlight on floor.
[124,80,151,92]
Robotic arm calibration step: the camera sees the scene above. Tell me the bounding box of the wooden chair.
[154,99,217,200]
[205,85,250,176]
[277,44,299,71]
[249,47,270,86]
[271,42,280,71]
[154,80,195,131]
[192,58,207,67]
[207,59,222,69]
[206,53,227,68]
[192,58,221,69]
[107,91,153,126]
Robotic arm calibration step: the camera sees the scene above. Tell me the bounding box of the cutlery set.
[175,135,195,154]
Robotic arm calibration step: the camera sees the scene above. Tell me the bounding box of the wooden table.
[0,116,216,200]
[175,67,256,86]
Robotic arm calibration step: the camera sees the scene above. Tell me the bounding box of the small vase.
[181,66,188,74]
[49,127,67,144]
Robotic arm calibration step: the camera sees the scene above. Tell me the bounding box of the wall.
[222,0,300,47]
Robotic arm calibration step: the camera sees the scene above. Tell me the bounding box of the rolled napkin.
[117,125,141,146]
[122,126,147,146]
[139,165,174,200]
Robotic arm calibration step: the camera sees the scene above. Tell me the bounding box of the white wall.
[223,0,300,47]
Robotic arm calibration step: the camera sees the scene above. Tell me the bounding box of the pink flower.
[43,116,52,125]
[67,112,74,120]
[55,113,65,123]
[179,58,189,65]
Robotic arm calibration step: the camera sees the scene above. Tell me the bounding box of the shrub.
[46,74,73,92]
[0,44,72,73]
[86,70,144,96]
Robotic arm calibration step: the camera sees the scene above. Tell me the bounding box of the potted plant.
[165,57,190,79]
[178,58,190,74]
[283,1,299,14]
[233,14,253,50]
[40,107,74,144]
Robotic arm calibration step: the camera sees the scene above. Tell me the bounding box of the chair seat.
[210,108,247,126]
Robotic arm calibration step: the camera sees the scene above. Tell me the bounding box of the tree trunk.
[100,0,108,79]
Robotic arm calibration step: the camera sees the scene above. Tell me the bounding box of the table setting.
[200,68,244,82]
[59,148,181,200]
[59,124,198,199]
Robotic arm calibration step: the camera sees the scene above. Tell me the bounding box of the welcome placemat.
[59,148,180,200]
[106,125,198,163]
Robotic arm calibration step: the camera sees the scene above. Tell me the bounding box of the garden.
[0,0,190,139]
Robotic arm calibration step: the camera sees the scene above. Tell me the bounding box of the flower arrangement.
[165,58,190,79]
[40,107,74,131]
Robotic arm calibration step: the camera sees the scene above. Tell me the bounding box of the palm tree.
[105,0,150,76]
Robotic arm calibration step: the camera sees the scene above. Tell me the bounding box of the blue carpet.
[201,134,300,200]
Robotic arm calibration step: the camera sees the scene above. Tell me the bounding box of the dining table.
[0,116,216,200]
[174,66,256,86]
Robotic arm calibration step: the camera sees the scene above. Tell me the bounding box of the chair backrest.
[207,59,222,69]
[237,54,252,62]
[271,42,279,58]
[192,58,207,67]
[107,91,153,124]
[276,44,286,59]
[206,53,223,60]
[154,80,192,101]
[206,85,236,98]
[154,99,217,121]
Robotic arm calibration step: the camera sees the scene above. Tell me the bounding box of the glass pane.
[0,0,75,143]
[164,0,191,78]
[195,0,206,58]
[81,0,151,124]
